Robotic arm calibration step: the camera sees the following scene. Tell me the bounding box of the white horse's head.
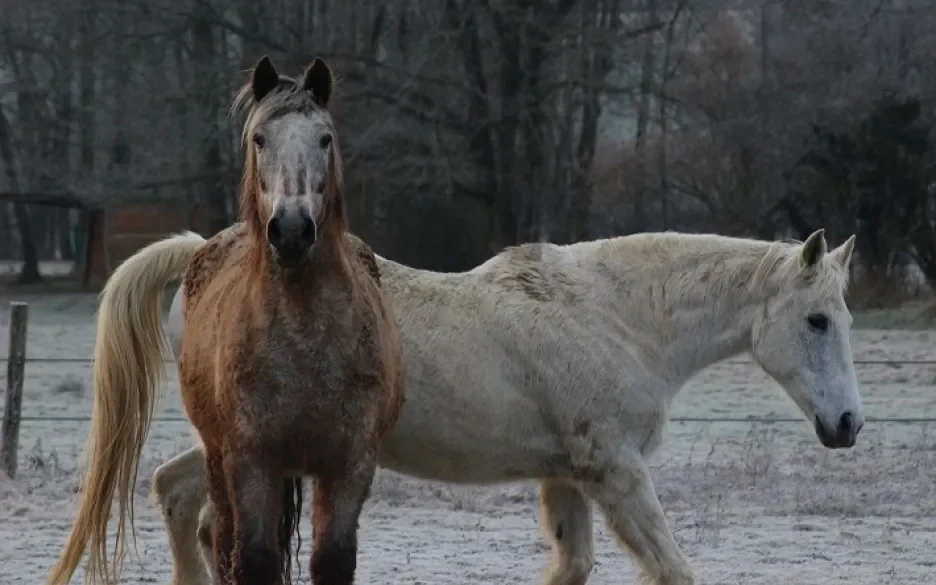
[751,229,863,449]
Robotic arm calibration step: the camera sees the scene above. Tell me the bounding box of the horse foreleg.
[538,480,595,585]
[205,448,236,584]
[310,456,377,585]
[152,446,211,585]
[224,453,285,585]
[581,451,694,585]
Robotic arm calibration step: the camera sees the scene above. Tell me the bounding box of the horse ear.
[252,56,279,102]
[800,229,828,268]
[830,234,856,268]
[302,58,333,107]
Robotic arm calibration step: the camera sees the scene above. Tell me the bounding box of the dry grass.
[5,422,934,585]
[2,295,935,584]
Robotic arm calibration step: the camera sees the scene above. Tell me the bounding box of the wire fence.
[2,355,936,424]
[2,356,936,366]
[8,415,936,424]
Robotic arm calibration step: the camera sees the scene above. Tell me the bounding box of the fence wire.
[3,356,936,424]
[2,357,936,366]
[6,415,936,424]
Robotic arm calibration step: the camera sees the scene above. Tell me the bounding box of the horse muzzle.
[267,209,317,268]
[814,412,863,449]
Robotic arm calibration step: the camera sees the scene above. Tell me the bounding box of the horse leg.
[224,452,286,585]
[538,480,595,585]
[196,498,216,581]
[205,448,235,584]
[580,451,693,585]
[310,457,377,585]
[152,446,211,585]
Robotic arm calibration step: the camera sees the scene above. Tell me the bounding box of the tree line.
[2,0,935,301]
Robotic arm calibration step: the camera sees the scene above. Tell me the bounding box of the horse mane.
[750,238,850,297]
[561,232,851,307]
[230,77,347,245]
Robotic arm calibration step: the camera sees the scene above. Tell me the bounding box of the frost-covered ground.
[1,288,934,585]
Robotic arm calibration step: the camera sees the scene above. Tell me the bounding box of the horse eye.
[319,133,332,149]
[252,133,265,148]
[807,313,829,332]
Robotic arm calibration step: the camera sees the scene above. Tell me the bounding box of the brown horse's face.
[248,57,336,269]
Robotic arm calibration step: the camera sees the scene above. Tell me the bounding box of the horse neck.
[583,236,782,391]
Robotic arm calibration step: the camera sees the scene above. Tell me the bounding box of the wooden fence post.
[2,302,27,478]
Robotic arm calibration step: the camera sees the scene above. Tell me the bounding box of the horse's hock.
[85,204,215,286]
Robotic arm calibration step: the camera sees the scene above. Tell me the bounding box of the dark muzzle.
[814,412,862,449]
[266,208,316,267]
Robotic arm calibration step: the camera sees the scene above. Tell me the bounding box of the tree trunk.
[193,7,228,235]
[75,0,98,280]
[0,107,41,283]
[631,0,659,232]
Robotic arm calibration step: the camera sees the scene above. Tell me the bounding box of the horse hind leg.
[538,480,595,585]
[152,446,211,585]
[196,498,215,580]
[310,456,378,585]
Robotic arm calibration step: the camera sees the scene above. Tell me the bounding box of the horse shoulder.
[345,245,403,373]
[344,232,381,286]
[183,223,249,309]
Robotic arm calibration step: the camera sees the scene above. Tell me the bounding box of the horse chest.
[227,319,372,407]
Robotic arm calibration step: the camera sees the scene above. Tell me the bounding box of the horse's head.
[751,229,864,449]
[238,56,343,269]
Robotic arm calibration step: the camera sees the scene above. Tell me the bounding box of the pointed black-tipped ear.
[301,58,333,107]
[252,56,280,102]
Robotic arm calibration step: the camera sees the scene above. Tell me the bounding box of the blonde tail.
[47,231,206,585]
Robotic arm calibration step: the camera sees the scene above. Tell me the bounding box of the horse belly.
[376,384,568,484]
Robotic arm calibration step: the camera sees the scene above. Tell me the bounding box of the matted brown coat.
[45,56,404,585]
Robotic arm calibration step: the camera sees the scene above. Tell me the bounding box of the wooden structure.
[84,204,216,287]
[2,302,27,479]
[1,172,235,288]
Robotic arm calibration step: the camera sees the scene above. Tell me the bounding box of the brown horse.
[45,56,405,585]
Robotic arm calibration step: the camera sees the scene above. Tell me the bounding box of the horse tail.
[279,478,304,583]
[46,231,207,585]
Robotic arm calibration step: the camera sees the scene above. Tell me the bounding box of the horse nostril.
[266,218,282,248]
[838,411,853,434]
[302,217,316,246]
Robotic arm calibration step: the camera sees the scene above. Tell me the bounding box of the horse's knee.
[311,538,357,585]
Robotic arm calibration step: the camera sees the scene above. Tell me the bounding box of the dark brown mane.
[231,80,348,255]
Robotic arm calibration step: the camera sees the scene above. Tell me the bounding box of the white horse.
[143,227,861,585]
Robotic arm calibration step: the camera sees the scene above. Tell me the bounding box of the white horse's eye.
[807,313,829,332]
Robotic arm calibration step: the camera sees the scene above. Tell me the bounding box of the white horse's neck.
[579,234,787,399]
